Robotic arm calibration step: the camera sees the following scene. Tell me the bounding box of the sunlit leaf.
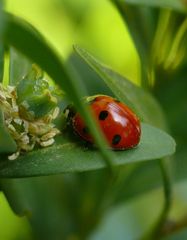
[0,123,175,177]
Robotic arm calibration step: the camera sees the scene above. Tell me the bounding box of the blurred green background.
[5,0,140,84]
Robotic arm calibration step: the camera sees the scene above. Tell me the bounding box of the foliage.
[1,0,187,239]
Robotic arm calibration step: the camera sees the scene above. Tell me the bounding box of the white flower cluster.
[0,83,60,160]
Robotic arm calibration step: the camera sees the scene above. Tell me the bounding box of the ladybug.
[65,95,141,150]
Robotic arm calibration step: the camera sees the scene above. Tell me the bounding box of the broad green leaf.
[118,0,187,13]
[0,123,175,178]
[74,45,167,129]
[2,12,116,170]
[0,111,17,153]
[9,47,32,85]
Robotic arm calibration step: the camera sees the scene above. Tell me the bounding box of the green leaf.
[74,45,167,129]
[0,111,17,153]
[0,123,176,178]
[2,12,116,170]
[118,0,187,13]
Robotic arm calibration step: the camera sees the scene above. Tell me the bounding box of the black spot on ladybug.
[114,99,120,103]
[112,134,121,145]
[99,110,108,120]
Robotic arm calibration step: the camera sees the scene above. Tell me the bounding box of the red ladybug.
[66,95,141,150]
